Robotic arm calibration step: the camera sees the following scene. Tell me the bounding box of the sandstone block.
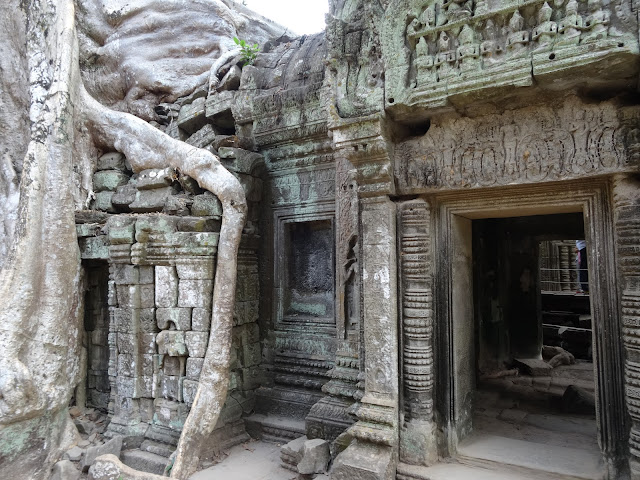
[185,331,209,358]
[107,218,136,245]
[190,192,222,216]
[156,307,191,331]
[136,167,175,190]
[93,191,115,213]
[94,170,129,192]
[82,436,123,472]
[176,216,219,232]
[176,261,215,280]
[129,187,176,213]
[112,184,137,210]
[177,96,207,134]
[191,307,211,331]
[97,152,127,171]
[178,279,213,308]
[182,379,199,405]
[155,266,178,307]
[156,330,187,357]
[186,357,204,380]
[298,438,330,474]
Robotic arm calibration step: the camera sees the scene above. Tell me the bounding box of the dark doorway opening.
[460,212,602,479]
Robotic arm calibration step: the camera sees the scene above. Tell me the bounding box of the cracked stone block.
[93,170,130,192]
[137,167,175,190]
[186,357,204,380]
[97,152,127,171]
[178,279,213,308]
[191,307,211,331]
[156,307,191,331]
[298,438,330,475]
[176,216,219,232]
[218,64,242,92]
[281,436,306,467]
[190,192,222,216]
[185,331,209,358]
[155,266,178,307]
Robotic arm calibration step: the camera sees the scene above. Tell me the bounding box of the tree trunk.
[0,1,247,478]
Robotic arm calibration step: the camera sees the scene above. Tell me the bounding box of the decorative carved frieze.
[384,0,638,111]
[396,98,640,193]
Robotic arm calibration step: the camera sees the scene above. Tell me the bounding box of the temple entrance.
[462,213,601,479]
[435,182,627,480]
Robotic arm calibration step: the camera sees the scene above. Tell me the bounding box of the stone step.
[397,461,590,480]
[121,449,168,476]
[457,433,605,480]
[245,414,306,444]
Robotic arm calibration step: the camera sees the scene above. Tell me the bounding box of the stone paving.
[191,440,294,480]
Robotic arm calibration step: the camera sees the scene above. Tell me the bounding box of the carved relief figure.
[481,19,504,66]
[416,37,437,84]
[457,24,480,72]
[557,0,583,48]
[506,10,530,58]
[581,0,610,43]
[532,2,558,52]
[435,31,457,80]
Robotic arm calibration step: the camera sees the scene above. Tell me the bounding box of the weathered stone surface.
[129,187,176,213]
[136,168,174,190]
[177,97,208,135]
[191,192,222,216]
[156,330,187,357]
[65,446,84,462]
[154,266,178,308]
[88,454,165,480]
[82,436,123,472]
[176,216,220,232]
[156,308,191,331]
[218,64,242,92]
[178,279,213,308]
[191,307,211,332]
[186,357,204,380]
[112,184,138,210]
[93,191,116,213]
[298,438,330,474]
[176,262,215,280]
[185,331,209,358]
[93,170,129,192]
[50,460,81,480]
[97,152,127,171]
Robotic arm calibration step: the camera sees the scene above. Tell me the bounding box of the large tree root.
[81,88,247,479]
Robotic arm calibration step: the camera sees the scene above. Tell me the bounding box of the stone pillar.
[332,196,398,480]
[398,200,436,466]
[613,174,640,478]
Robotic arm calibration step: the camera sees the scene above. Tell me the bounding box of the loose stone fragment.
[82,436,123,472]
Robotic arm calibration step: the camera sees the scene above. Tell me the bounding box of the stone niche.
[284,220,335,323]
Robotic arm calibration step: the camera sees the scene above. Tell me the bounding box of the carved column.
[613,173,640,478]
[398,200,436,466]
[330,118,399,480]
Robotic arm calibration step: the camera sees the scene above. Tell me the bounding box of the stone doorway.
[434,181,627,479]
[466,213,600,479]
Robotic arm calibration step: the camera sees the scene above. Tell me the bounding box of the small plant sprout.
[233,36,260,65]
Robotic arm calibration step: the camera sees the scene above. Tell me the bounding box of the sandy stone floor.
[191,440,295,480]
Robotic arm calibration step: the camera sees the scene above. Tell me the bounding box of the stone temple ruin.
[2,0,640,479]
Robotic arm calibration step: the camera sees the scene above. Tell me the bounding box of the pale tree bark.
[0,0,247,478]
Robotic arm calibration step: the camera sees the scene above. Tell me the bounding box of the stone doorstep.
[456,433,605,480]
[245,413,306,444]
[397,461,588,480]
